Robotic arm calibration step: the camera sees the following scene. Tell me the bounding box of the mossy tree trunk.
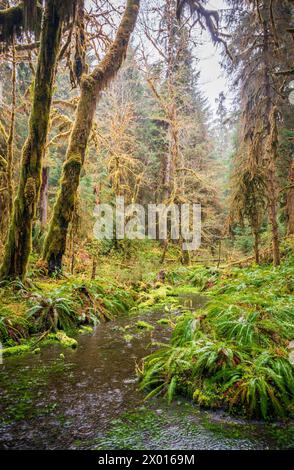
[265,107,281,267]
[253,229,260,265]
[43,0,140,275]
[263,21,280,267]
[39,166,49,229]
[6,37,16,217]
[0,0,64,281]
[267,163,281,266]
[0,123,8,243]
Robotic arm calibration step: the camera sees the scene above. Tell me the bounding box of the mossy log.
[43,0,140,275]
[0,0,64,281]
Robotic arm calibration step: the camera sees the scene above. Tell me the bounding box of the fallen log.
[223,249,272,267]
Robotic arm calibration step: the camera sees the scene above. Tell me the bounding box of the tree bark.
[39,166,49,229]
[267,161,281,266]
[6,38,16,218]
[263,20,281,267]
[253,229,260,264]
[0,0,63,280]
[0,124,8,243]
[91,258,97,280]
[43,0,140,275]
[265,107,281,267]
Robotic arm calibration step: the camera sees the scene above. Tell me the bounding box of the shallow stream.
[0,294,293,450]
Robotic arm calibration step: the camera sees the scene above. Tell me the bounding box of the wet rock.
[56,331,78,349]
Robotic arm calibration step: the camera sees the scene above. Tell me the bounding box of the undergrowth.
[139,250,294,420]
[0,278,135,350]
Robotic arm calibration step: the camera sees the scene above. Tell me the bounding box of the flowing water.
[0,294,293,450]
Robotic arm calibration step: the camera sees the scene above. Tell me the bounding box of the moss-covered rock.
[78,325,94,334]
[56,331,78,349]
[2,344,31,357]
[136,320,154,331]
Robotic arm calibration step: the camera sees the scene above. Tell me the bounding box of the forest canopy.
[0,0,293,279]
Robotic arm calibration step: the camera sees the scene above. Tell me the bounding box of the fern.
[167,376,177,404]
[26,292,76,333]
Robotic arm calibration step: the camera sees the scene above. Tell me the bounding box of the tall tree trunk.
[267,162,281,266]
[266,107,281,267]
[263,20,281,267]
[286,159,294,235]
[6,37,16,218]
[253,228,260,264]
[91,258,97,280]
[43,0,140,275]
[0,123,8,244]
[0,0,64,281]
[74,0,87,84]
[39,166,49,229]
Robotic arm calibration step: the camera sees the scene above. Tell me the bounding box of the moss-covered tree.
[0,121,8,243]
[229,149,266,264]
[43,0,140,275]
[0,0,42,45]
[227,0,294,266]
[0,0,77,281]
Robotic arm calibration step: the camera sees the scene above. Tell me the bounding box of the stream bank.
[0,294,293,450]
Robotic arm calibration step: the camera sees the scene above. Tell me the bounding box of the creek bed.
[0,294,293,450]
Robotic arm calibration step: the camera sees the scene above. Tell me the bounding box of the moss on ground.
[0,277,135,355]
[139,248,294,420]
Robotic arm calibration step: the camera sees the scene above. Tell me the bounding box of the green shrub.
[26,291,77,333]
[139,257,294,420]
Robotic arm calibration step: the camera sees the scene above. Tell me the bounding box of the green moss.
[156,318,170,325]
[93,409,164,450]
[78,325,94,334]
[140,255,294,420]
[0,358,73,424]
[55,331,78,349]
[123,333,134,342]
[136,320,154,330]
[2,344,31,357]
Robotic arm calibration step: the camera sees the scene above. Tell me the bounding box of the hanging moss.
[0,1,42,47]
[43,0,140,275]
[0,123,9,240]
[0,1,77,48]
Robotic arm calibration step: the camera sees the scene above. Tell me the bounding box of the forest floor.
[0,238,293,427]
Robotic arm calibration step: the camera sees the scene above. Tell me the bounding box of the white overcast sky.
[86,0,232,116]
[197,0,232,115]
